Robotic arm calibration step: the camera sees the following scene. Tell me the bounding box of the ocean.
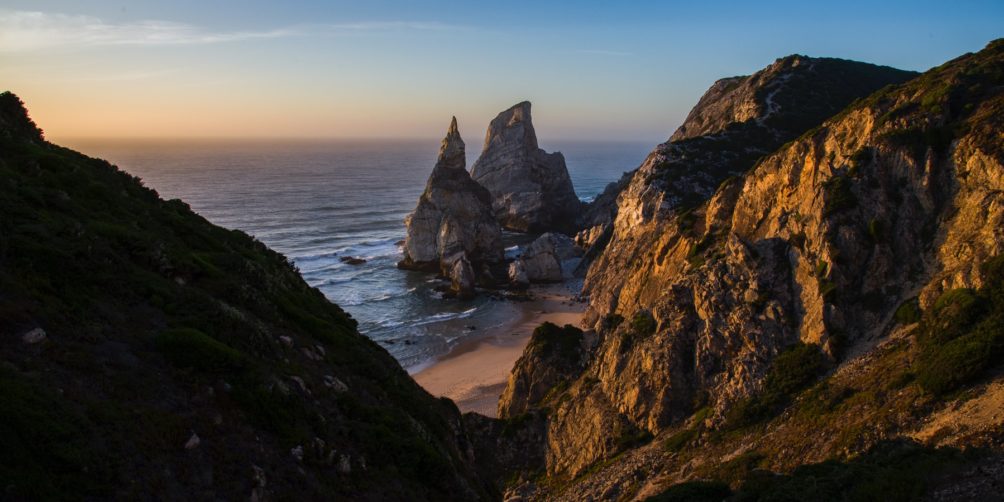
[66,138,651,370]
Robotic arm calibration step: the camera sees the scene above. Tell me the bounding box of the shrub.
[867,218,884,243]
[913,257,1004,396]
[894,298,921,325]
[528,322,583,358]
[630,311,658,337]
[153,327,248,373]
[822,175,857,216]
[664,427,699,453]
[725,343,825,428]
[645,481,731,502]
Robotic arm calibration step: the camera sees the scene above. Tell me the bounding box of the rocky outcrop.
[470,102,582,233]
[514,232,578,283]
[400,117,503,277]
[508,260,529,288]
[449,254,476,299]
[498,323,587,418]
[499,54,944,479]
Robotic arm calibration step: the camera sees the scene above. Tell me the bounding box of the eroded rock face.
[528,46,1004,480]
[498,55,939,479]
[449,253,476,299]
[517,232,576,283]
[400,117,503,276]
[498,323,587,419]
[470,102,581,233]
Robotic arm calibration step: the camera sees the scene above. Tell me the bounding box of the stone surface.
[400,117,503,276]
[500,54,926,479]
[449,253,477,299]
[508,259,529,288]
[21,327,46,344]
[470,102,582,233]
[518,233,575,283]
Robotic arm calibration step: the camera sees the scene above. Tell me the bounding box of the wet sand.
[412,282,585,417]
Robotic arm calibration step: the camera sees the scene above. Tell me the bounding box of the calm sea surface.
[66,138,651,369]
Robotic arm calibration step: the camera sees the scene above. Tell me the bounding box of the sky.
[3,0,1003,143]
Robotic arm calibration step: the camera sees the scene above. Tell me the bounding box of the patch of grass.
[725,343,825,428]
[894,298,922,325]
[656,441,968,502]
[154,327,249,373]
[0,368,115,499]
[644,480,731,502]
[616,423,654,452]
[822,175,857,217]
[664,427,699,453]
[630,311,658,337]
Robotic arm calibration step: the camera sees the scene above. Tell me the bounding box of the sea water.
[67,138,650,369]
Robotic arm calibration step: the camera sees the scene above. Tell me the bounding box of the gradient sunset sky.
[3,0,1003,143]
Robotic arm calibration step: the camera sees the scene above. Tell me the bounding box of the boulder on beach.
[449,253,476,299]
[399,117,503,276]
[517,232,577,283]
[508,259,530,288]
[469,102,581,233]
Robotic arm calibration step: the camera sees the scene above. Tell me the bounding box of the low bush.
[153,327,248,373]
[913,256,1004,395]
[725,343,825,428]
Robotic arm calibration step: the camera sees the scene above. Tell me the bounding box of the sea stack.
[399,117,503,292]
[470,101,581,234]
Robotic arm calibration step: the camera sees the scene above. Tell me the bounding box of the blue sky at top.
[2,0,1002,141]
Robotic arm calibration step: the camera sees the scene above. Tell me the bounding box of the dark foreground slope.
[0,92,490,500]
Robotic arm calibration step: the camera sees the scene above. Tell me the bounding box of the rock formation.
[470,102,582,233]
[500,54,932,480]
[513,232,578,283]
[400,117,503,281]
[449,254,476,299]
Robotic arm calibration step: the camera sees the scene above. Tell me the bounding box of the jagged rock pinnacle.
[438,115,465,164]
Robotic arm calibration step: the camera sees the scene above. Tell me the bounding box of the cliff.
[470,102,582,234]
[400,117,503,296]
[497,40,1004,500]
[0,93,494,500]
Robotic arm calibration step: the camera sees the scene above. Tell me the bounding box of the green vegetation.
[822,175,857,217]
[630,311,658,336]
[644,481,731,502]
[528,322,584,358]
[913,257,1004,395]
[651,441,968,502]
[894,298,922,325]
[154,327,249,373]
[867,218,884,243]
[663,427,699,453]
[615,424,655,452]
[725,343,825,428]
[0,93,479,499]
[0,368,115,499]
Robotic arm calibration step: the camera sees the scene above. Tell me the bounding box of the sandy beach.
[412,281,585,417]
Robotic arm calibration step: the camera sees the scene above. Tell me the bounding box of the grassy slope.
[0,92,489,500]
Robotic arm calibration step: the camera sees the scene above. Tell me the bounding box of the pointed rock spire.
[469,101,581,233]
[399,117,503,282]
[437,116,465,168]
